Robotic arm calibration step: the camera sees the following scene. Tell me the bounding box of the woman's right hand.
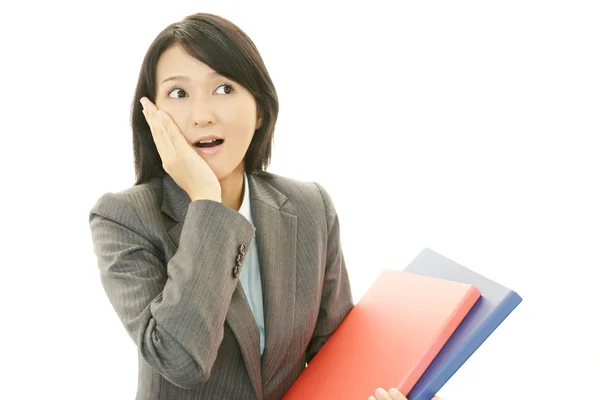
[369,388,443,400]
[140,97,222,202]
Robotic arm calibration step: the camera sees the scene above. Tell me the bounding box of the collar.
[160,170,288,223]
[238,171,253,225]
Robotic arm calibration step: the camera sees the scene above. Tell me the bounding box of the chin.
[208,162,244,182]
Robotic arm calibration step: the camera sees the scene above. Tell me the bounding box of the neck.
[219,163,245,211]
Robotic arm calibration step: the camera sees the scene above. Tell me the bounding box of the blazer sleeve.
[88,192,255,389]
[305,183,355,364]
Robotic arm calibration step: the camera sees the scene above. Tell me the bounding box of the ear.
[255,112,264,130]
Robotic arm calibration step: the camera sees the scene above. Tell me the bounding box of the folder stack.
[283,248,522,400]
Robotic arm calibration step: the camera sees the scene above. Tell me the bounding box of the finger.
[373,387,392,400]
[140,97,158,137]
[142,107,171,159]
[156,109,190,149]
[140,99,182,149]
[140,99,173,161]
[140,97,158,113]
[388,388,407,400]
[150,109,177,151]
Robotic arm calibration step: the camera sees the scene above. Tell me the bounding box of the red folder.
[283,270,481,399]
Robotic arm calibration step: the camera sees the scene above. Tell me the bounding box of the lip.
[193,134,224,143]
[194,141,224,155]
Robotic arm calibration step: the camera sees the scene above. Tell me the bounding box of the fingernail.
[139,98,147,109]
[368,397,376,400]
[375,388,387,396]
[388,388,401,399]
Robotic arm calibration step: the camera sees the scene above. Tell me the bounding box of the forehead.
[156,45,216,81]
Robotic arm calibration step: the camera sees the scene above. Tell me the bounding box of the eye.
[215,83,235,95]
[166,86,187,99]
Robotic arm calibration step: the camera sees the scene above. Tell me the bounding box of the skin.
[369,388,443,400]
[141,44,263,210]
[140,44,444,400]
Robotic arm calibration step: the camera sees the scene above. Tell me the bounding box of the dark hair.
[131,13,279,185]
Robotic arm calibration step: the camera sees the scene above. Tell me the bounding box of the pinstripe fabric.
[88,170,354,400]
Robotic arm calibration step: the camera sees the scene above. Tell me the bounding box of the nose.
[191,96,216,128]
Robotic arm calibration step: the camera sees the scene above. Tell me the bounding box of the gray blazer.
[89,170,354,400]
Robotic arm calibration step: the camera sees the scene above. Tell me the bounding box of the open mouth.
[194,139,224,148]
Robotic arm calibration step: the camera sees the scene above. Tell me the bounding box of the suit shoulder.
[253,170,318,195]
[252,170,336,212]
[89,177,163,222]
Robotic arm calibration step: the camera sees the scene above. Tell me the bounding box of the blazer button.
[232,265,241,278]
[239,244,246,255]
[236,253,243,266]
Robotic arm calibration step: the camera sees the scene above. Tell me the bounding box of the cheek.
[221,106,257,139]
[159,105,185,125]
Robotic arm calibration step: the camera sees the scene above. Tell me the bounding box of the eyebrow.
[160,71,222,86]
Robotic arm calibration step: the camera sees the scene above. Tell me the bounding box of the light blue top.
[236,171,265,355]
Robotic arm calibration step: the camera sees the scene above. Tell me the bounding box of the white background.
[1,0,598,399]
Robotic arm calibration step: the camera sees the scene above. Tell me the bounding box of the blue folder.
[403,248,522,400]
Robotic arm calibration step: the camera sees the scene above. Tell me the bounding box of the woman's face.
[154,45,262,180]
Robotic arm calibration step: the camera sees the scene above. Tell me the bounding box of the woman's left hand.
[368,387,443,400]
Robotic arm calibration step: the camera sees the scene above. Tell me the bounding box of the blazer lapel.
[247,173,298,387]
[226,285,264,399]
[160,174,188,247]
[160,174,264,399]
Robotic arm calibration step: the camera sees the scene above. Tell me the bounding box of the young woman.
[89,12,442,400]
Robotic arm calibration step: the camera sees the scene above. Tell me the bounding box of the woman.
[89,12,441,400]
